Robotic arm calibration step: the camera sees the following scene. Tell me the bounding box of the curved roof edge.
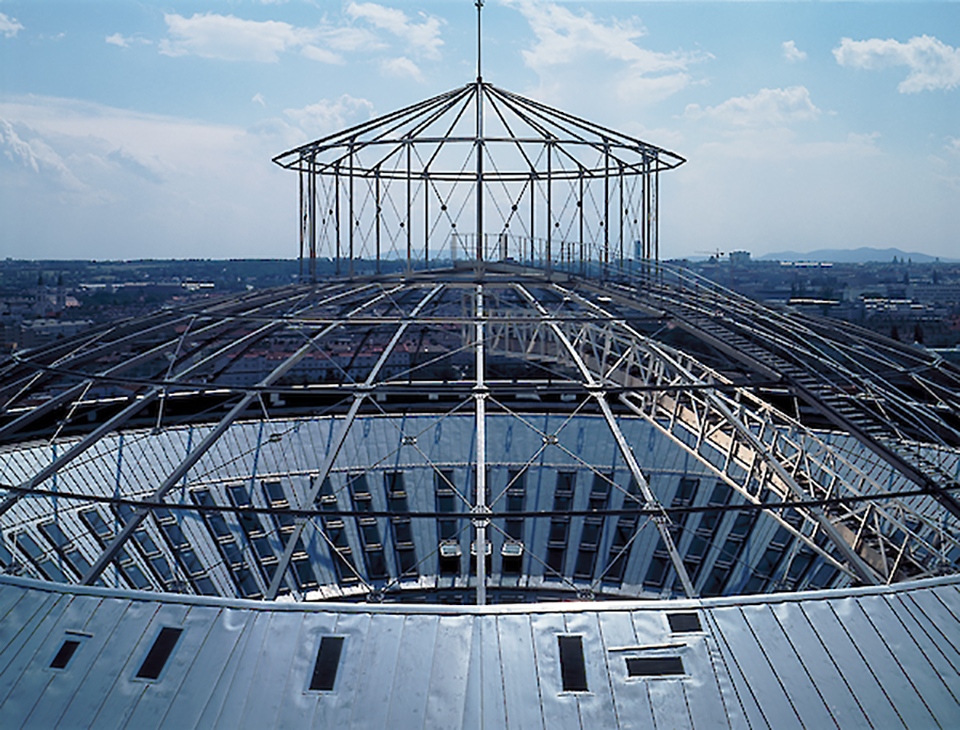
[3,571,958,728]
[2,572,957,616]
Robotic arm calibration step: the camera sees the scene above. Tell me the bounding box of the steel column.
[474,283,488,605]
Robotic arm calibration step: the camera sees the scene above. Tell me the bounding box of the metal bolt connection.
[471,505,491,528]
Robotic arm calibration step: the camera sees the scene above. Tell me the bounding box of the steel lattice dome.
[2,73,959,730]
[3,261,960,602]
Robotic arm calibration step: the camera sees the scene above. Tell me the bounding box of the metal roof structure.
[2,7,960,725]
[1,572,958,728]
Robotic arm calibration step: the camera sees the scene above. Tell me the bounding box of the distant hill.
[757,247,956,264]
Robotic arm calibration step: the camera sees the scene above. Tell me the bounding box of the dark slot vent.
[136,627,183,680]
[667,613,702,633]
[50,640,81,669]
[309,636,345,691]
[557,635,588,692]
[626,656,685,677]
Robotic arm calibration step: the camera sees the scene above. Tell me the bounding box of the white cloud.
[506,0,707,105]
[0,118,85,191]
[1,118,42,173]
[159,13,320,63]
[246,117,305,148]
[106,33,151,49]
[833,35,960,93]
[346,2,443,59]
[106,147,164,184]
[323,26,382,53]
[301,44,343,65]
[0,95,296,259]
[252,93,266,107]
[782,41,807,63]
[693,128,880,164]
[106,33,130,48]
[0,12,23,38]
[381,56,423,82]
[156,10,404,66]
[284,95,375,136]
[946,137,960,157]
[685,87,821,127]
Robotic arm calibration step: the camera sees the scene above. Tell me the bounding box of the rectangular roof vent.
[501,541,524,557]
[50,639,82,670]
[558,635,588,692]
[136,627,183,680]
[310,636,345,691]
[626,656,685,677]
[439,541,462,558]
[667,612,702,633]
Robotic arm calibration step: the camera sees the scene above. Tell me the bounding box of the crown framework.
[273,81,685,279]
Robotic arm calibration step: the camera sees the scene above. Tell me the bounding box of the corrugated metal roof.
[1,573,957,729]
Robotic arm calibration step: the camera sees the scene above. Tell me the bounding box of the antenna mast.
[476,0,483,81]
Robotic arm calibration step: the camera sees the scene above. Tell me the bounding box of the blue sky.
[1,1,958,261]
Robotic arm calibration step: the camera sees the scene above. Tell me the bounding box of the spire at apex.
[475,0,483,82]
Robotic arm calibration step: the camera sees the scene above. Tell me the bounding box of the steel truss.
[482,278,959,587]
[3,267,956,606]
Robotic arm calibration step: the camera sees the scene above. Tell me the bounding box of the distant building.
[18,318,93,350]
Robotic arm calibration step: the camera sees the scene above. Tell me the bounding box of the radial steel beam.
[264,284,444,599]
[81,284,408,586]
[0,318,294,519]
[0,284,325,442]
[550,285,930,583]
[513,282,696,597]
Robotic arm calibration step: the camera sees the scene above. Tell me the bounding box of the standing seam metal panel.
[565,611,619,730]
[699,611,746,730]
[850,596,955,727]
[349,612,405,730]
[158,607,254,730]
[123,604,222,730]
[56,599,161,728]
[599,611,653,730]
[385,613,439,727]
[832,597,938,727]
[531,612,580,730]
[194,607,261,729]
[237,610,305,727]
[739,603,839,729]
[498,613,544,730]
[17,594,105,729]
[92,602,190,730]
[704,607,775,729]
[211,610,274,728]
[798,600,906,729]
[766,601,871,729]
[304,611,358,728]
[423,614,473,730]
[0,592,72,715]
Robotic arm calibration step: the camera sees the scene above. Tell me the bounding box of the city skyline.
[1,0,958,261]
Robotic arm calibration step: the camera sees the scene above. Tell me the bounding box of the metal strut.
[513,283,697,597]
[264,284,445,599]
[474,283,488,605]
[81,284,409,587]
